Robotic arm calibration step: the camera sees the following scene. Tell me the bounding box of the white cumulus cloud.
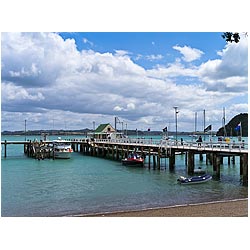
[198,36,248,92]
[173,45,204,62]
[1,32,248,132]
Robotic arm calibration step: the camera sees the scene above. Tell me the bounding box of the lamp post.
[173,106,179,143]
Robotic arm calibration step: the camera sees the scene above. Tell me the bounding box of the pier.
[1,138,248,186]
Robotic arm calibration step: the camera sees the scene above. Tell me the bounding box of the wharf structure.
[1,137,248,186]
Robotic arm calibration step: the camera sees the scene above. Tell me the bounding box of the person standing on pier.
[197,136,202,147]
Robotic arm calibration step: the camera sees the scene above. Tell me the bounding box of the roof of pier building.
[95,123,116,133]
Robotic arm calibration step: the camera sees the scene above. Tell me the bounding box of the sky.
[1,32,248,132]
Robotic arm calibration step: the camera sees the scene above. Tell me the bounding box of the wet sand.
[78,199,248,217]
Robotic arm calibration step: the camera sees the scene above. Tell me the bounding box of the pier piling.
[213,153,221,178]
[4,140,7,158]
[241,154,248,186]
[199,153,203,161]
[148,147,151,169]
[153,155,156,169]
[187,150,194,174]
[169,149,175,171]
[157,148,161,169]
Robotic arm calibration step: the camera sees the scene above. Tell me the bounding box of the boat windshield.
[128,153,141,159]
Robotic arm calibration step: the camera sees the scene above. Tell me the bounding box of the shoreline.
[73,198,248,217]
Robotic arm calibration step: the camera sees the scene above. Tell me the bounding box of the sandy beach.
[78,199,248,217]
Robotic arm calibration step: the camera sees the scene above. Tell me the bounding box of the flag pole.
[210,126,212,141]
[240,122,242,140]
[203,109,205,141]
[223,107,227,137]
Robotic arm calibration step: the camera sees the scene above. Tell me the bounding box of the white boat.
[52,138,73,159]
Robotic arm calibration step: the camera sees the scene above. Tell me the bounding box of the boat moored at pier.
[52,138,73,159]
[122,153,144,166]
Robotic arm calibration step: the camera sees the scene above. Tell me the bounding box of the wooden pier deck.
[1,138,248,186]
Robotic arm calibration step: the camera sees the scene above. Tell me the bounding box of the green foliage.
[222,32,240,43]
[216,113,248,136]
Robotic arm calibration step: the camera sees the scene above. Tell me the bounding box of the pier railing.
[2,138,248,155]
[87,138,248,153]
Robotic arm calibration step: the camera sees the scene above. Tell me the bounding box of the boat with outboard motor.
[122,153,144,166]
[177,174,212,185]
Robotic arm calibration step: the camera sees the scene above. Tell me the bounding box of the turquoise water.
[1,135,248,216]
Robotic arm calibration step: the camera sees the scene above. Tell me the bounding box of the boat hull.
[177,174,212,185]
[122,159,144,166]
[122,153,144,166]
[54,152,72,159]
[52,139,73,159]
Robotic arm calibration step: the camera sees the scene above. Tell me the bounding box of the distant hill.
[2,128,195,137]
[216,113,248,137]
[1,129,189,136]
[1,129,92,136]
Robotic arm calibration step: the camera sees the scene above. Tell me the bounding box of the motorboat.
[122,153,144,166]
[52,138,73,159]
[177,174,212,185]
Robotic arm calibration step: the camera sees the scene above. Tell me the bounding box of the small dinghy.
[177,174,212,185]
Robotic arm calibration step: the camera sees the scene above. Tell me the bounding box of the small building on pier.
[88,123,125,140]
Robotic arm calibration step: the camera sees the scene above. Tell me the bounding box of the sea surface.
[1,135,248,216]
